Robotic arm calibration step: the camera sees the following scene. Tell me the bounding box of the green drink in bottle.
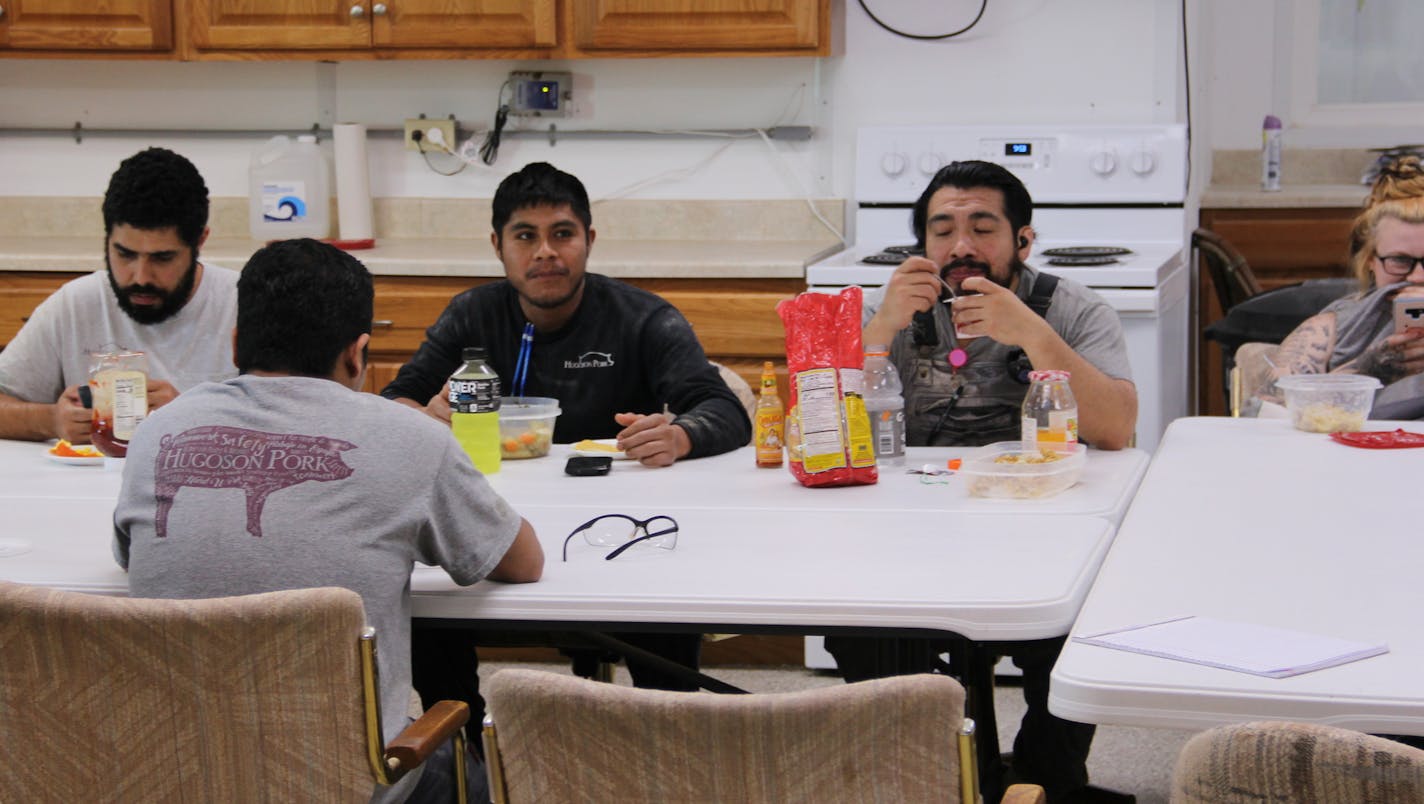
[449,346,501,474]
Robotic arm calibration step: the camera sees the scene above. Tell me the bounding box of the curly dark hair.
[235,239,373,377]
[491,162,592,244]
[102,147,209,250]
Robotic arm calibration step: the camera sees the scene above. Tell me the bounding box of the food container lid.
[960,441,1087,477]
[498,396,561,420]
[1274,374,1381,392]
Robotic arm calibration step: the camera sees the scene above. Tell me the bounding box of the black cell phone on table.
[565,456,612,476]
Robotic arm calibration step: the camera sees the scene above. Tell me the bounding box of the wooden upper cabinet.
[374,0,555,49]
[572,0,828,56]
[188,0,377,50]
[0,0,172,51]
[2,0,825,58]
[187,0,555,53]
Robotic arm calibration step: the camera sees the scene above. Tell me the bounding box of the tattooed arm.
[1274,312,1338,377]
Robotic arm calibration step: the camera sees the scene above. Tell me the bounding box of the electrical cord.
[857,0,988,40]
[410,128,466,176]
[479,80,513,165]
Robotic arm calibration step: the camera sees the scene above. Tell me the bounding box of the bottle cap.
[1263,115,1282,130]
[462,346,487,361]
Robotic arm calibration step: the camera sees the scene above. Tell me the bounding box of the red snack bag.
[775,287,878,487]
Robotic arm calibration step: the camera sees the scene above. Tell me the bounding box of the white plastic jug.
[249,134,331,241]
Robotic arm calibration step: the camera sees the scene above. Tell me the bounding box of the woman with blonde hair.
[1273,156,1424,388]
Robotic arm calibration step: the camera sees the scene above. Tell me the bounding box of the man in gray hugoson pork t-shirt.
[113,238,544,804]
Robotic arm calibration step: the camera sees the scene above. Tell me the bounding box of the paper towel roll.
[333,123,374,241]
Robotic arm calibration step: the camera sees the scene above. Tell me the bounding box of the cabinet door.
[188,0,371,50]
[373,0,555,49]
[0,274,77,346]
[0,0,171,51]
[572,0,826,55]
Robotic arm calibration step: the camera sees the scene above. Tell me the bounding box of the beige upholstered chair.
[482,668,1045,804]
[713,360,759,428]
[1170,720,1424,803]
[0,581,470,803]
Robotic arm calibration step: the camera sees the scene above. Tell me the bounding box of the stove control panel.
[855,124,1187,205]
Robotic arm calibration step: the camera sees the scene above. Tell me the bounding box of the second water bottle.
[863,346,905,466]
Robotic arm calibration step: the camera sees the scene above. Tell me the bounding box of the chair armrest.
[1000,783,1047,804]
[384,699,470,774]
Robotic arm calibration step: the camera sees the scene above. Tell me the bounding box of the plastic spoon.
[936,274,970,367]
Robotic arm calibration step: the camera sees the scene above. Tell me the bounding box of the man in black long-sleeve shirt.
[382,163,749,463]
[385,162,751,736]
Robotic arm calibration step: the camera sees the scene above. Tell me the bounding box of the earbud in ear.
[1018,235,1028,248]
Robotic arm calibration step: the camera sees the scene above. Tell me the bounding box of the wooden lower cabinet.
[0,273,80,346]
[1196,208,1358,416]
[1,271,797,405]
[362,274,799,400]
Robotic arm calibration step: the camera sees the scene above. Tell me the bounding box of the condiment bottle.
[89,349,149,459]
[862,346,905,466]
[754,361,785,468]
[1021,369,1077,453]
[449,347,501,474]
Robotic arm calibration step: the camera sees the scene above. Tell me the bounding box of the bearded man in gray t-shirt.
[831,160,1137,804]
[113,238,544,804]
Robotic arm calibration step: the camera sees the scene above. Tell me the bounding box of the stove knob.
[1090,149,1118,176]
[918,152,946,176]
[1130,149,1157,175]
[881,151,908,178]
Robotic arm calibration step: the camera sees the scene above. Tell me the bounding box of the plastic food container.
[961,441,1086,499]
[1273,375,1380,433]
[498,397,561,459]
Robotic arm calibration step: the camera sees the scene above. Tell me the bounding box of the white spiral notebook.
[1073,615,1389,678]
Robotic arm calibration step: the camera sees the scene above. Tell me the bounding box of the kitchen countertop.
[0,236,844,279]
[1201,183,1369,209]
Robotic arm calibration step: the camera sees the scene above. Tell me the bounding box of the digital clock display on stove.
[1005,142,1032,156]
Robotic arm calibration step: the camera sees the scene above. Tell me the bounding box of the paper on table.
[1073,616,1388,678]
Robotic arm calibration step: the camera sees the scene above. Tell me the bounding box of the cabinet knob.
[350,4,365,18]
[372,3,388,15]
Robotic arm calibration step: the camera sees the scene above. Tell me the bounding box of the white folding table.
[1,437,1148,793]
[1050,417,1424,736]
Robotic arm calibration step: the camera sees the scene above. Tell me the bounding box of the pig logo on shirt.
[154,426,356,539]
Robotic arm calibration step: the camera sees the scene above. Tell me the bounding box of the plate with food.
[46,440,105,466]
[571,438,628,460]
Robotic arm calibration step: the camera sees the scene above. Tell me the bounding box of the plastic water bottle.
[863,346,905,466]
[449,347,501,475]
[1021,369,1078,453]
[249,134,331,241]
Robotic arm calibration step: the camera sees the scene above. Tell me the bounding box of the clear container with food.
[1273,374,1380,433]
[497,396,561,459]
[960,441,1087,499]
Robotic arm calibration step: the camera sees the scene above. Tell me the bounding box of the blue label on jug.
[261,181,309,222]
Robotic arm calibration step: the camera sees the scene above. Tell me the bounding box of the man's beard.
[939,256,1023,297]
[107,255,199,325]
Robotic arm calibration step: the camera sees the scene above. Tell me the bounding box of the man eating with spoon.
[828,159,1138,804]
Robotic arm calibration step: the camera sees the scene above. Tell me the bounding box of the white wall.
[1204,1,1424,150]
[0,1,1184,205]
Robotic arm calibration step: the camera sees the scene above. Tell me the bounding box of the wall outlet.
[404,117,457,152]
